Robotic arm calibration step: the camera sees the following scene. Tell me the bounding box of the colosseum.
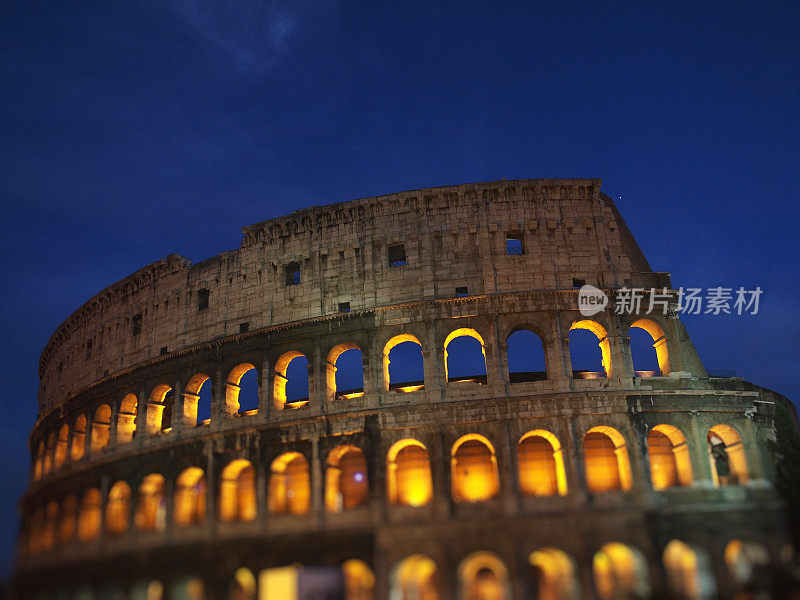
[14,179,796,600]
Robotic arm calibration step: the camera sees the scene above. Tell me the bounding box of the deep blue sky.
[1,0,799,578]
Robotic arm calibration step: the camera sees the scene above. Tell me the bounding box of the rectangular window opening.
[572,278,586,289]
[197,289,210,311]
[338,302,351,313]
[388,244,407,267]
[160,346,168,356]
[131,314,142,336]
[285,263,301,286]
[239,322,250,333]
[506,234,524,255]
[455,286,469,297]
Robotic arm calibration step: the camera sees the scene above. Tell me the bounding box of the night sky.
[1,0,799,579]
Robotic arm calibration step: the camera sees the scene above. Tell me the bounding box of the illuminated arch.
[390,554,439,600]
[342,559,375,600]
[630,319,670,376]
[325,445,369,512]
[228,567,256,600]
[458,551,510,600]
[90,405,111,452]
[174,467,207,527]
[451,434,500,503]
[117,394,137,444]
[663,540,716,600]
[57,495,77,546]
[569,320,611,378]
[507,329,548,382]
[54,424,69,469]
[387,439,433,507]
[130,580,164,600]
[528,548,580,600]
[648,424,693,490]
[273,351,309,409]
[592,543,650,600]
[106,481,131,536]
[42,501,58,551]
[135,474,166,531]
[219,459,256,522]
[444,328,487,383]
[583,426,633,492]
[77,488,102,541]
[518,430,568,497]
[226,363,258,415]
[327,343,365,401]
[33,440,44,480]
[169,577,204,600]
[268,452,311,515]
[383,334,425,392]
[28,507,45,554]
[184,373,212,426]
[42,433,54,475]
[707,425,749,486]
[147,384,173,434]
[724,539,770,588]
[71,415,87,460]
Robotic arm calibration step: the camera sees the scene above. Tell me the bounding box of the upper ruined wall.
[38,179,655,413]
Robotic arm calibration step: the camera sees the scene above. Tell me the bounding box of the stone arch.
[569,320,611,378]
[226,363,258,415]
[724,539,770,589]
[71,415,87,460]
[630,318,671,376]
[583,426,633,492]
[518,430,568,497]
[458,551,510,600]
[387,439,433,507]
[383,334,425,392]
[325,445,369,512]
[228,567,256,600]
[54,424,69,469]
[342,559,375,600]
[42,501,58,551]
[444,328,487,384]
[592,542,650,600]
[33,440,44,480]
[663,540,716,600]
[451,434,500,503]
[527,547,580,600]
[77,488,102,541]
[135,473,166,531]
[90,405,111,452]
[390,554,439,600]
[42,432,54,475]
[648,424,693,489]
[184,373,212,426]
[273,351,309,409]
[130,581,164,600]
[105,481,131,536]
[267,452,311,515]
[168,577,204,600]
[327,343,365,401]
[219,459,256,522]
[117,394,137,444]
[707,424,749,486]
[506,328,548,382]
[57,495,77,546]
[147,384,173,434]
[174,467,206,527]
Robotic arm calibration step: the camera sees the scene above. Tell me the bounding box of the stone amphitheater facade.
[14,179,794,600]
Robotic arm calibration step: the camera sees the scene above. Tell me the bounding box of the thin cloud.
[168,0,297,74]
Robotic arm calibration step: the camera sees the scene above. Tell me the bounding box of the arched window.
[630,319,670,376]
[58,495,77,546]
[106,481,131,536]
[518,430,568,497]
[444,329,487,384]
[71,415,87,460]
[135,474,166,531]
[327,344,365,401]
[268,452,311,515]
[391,555,439,600]
[42,501,58,551]
[147,385,173,434]
[383,334,425,392]
[90,405,111,452]
[174,467,206,527]
[28,507,45,554]
[325,445,369,512]
[42,433,55,475]
[77,488,102,541]
[583,426,632,492]
[219,459,257,522]
[387,440,433,507]
[184,373,212,426]
[226,363,259,415]
[33,440,44,480]
[117,394,137,444]
[130,580,164,600]
[724,539,770,590]
[707,425,749,486]
[343,559,375,600]
[54,424,69,469]
[592,543,650,600]
[451,434,500,503]
[527,548,580,600]
[458,551,510,600]
[507,329,547,382]
[648,425,693,490]
[228,567,256,600]
[663,540,716,600]
[274,351,309,409]
[569,320,611,378]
